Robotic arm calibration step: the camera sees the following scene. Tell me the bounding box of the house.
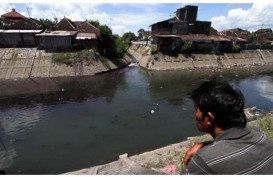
[137,29,151,41]
[219,28,250,47]
[74,20,100,49]
[253,28,273,45]
[0,8,43,47]
[150,5,214,52]
[154,34,230,52]
[36,17,99,50]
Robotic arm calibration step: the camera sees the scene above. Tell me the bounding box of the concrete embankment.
[0,48,130,80]
[127,44,273,70]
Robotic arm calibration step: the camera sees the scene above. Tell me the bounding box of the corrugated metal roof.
[150,18,187,26]
[0,29,42,33]
[155,34,231,42]
[76,33,97,39]
[36,31,77,36]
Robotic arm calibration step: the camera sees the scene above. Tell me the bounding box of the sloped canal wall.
[127,44,273,70]
[0,48,130,80]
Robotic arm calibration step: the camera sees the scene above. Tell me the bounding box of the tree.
[116,37,128,56]
[122,32,136,42]
[89,20,100,28]
[98,25,117,57]
[137,28,145,34]
[39,18,57,30]
[90,21,134,58]
[248,34,257,44]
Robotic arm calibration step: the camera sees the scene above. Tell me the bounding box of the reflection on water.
[255,76,273,103]
[0,66,273,174]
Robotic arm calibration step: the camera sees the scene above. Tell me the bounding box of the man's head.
[190,77,247,132]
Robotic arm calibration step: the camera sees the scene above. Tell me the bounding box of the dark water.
[0,66,273,174]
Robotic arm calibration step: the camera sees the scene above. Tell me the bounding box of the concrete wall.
[0,48,131,80]
[127,44,273,70]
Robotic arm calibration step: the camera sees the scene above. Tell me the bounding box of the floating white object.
[151,110,155,114]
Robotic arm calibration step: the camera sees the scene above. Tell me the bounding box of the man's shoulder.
[195,125,273,164]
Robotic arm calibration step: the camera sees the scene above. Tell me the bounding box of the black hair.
[190,77,247,130]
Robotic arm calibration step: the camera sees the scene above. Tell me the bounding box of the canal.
[0,65,273,174]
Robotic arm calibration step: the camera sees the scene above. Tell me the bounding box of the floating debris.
[244,106,263,121]
[141,114,147,118]
[61,88,65,92]
[151,110,155,114]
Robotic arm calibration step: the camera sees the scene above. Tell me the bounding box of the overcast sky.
[1,2,273,36]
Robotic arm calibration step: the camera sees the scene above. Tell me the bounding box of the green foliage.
[98,25,135,57]
[232,44,241,52]
[116,37,128,56]
[89,21,135,58]
[113,32,136,57]
[52,50,92,65]
[150,45,157,54]
[248,34,257,44]
[258,117,273,139]
[98,25,117,58]
[39,18,57,30]
[122,32,136,43]
[181,41,192,53]
[52,52,73,65]
[89,20,100,28]
[138,28,145,34]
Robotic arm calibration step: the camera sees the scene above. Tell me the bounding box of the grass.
[257,116,273,139]
[52,50,96,66]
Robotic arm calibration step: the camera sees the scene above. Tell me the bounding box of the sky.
[1,2,273,36]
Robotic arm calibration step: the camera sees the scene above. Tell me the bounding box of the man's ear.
[207,112,215,125]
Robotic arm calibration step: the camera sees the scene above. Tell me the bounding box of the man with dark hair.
[184,77,273,174]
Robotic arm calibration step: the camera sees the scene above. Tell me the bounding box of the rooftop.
[1,8,26,19]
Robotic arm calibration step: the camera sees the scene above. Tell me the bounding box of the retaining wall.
[127,44,273,70]
[0,48,130,80]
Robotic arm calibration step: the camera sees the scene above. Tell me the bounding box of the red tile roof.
[74,21,99,35]
[54,18,99,37]
[1,8,26,19]
[54,17,77,31]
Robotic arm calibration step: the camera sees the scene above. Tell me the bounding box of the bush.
[232,44,241,53]
[150,45,157,54]
[258,117,273,139]
[52,52,73,65]
[181,41,192,53]
[52,50,93,65]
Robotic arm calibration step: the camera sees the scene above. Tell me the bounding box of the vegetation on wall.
[52,49,96,65]
[181,41,192,53]
[247,34,257,44]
